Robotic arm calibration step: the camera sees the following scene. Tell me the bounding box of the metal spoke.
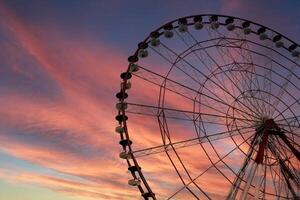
[168,133,255,199]
[132,126,255,158]
[133,65,260,120]
[126,102,256,124]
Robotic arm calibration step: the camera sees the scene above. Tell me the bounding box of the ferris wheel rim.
[116,14,300,199]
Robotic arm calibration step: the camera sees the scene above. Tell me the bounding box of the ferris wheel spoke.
[237,40,264,96]
[125,102,256,125]
[217,43,300,93]
[260,39,276,116]
[153,39,261,120]
[178,34,265,119]
[161,116,212,199]
[223,66,266,116]
[268,142,300,197]
[132,126,255,158]
[207,31,260,95]
[272,136,300,167]
[206,24,253,65]
[266,151,286,198]
[175,29,224,73]
[166,44,260,120]
[282,137,300,151]
[191,37,267,117]
[273,100,300,122]
[277,121,300,131]
[220,47,273,116]
[196,84,258,122]
[280,135,300,151]
[271,80,297,118]
[217,35,254,67]
[217,44,283,111]
[235,38,269,103]
[275,114,300,125]
[150,43,204,84]
[167,133,255,200]
[212,66,291,118]
[257,93,299,125]
[133,65,259,121]
[134,67,197,100]
[175,30,236,104]
[207,28,266,104]
[177,33,263,98]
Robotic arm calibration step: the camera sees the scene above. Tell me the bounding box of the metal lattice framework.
[115,14,300,199]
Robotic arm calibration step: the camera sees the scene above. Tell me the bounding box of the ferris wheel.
[115,14,300,199]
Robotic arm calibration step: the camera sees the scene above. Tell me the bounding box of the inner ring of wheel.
[194,62,298,166]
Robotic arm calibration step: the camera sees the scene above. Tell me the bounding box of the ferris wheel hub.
[256,118,278,131]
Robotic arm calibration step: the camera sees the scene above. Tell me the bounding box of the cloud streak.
[2,1,298,200]
[0,3,241,198]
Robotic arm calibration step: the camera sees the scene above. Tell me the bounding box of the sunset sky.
[0,0,300,200]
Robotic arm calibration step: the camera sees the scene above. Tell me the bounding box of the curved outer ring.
[117,14,300,199]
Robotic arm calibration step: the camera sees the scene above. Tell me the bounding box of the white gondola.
[259,33,268,40]
[129,63,139,73]
[121,81,131,90]
[211,21,219,30]
[138,49,148,58]
[178,24,188,33]
[128,178,141,186]
[116,102,128,111]
[194,21,203,30]
[164,30,174,38]
[243,27,251,35]
[226,23,235,31]
[275,41,284,48]
[119,151,132,159]
[115,126,124,134]
[150,38,160,47]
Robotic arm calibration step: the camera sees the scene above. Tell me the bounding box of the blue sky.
[0,0,299,199]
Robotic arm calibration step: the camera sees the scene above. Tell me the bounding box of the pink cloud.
[1,1,290,199]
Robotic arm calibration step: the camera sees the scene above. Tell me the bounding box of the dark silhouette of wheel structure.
[115,15,300,199]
